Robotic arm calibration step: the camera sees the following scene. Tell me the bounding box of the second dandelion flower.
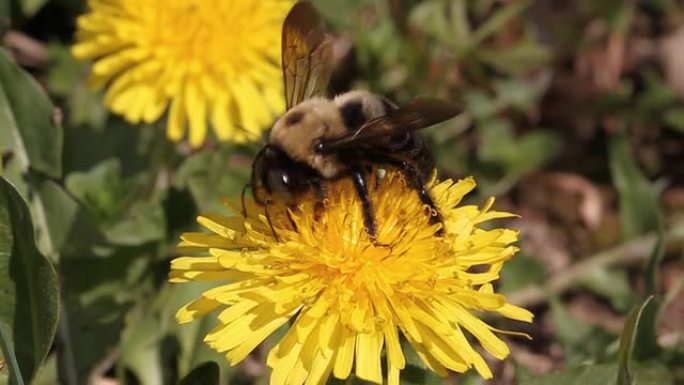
[73,0,291,146]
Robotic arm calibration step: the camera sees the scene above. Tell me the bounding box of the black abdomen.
[389,132,435,177]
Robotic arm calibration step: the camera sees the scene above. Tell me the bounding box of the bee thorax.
[269,98,348,176]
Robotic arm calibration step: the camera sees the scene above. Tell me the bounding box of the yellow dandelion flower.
[72,0,291,147]
[170,172,533,385]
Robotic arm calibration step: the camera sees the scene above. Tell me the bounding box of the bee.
[248,1,461,240]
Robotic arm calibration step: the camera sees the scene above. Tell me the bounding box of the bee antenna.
[234,123,268,143]
[264,200,281,242]
[241,183,252,218]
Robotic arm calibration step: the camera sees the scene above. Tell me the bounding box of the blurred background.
[0,0,683,384]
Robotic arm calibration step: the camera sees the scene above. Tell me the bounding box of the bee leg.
[373,155,445,233]
[285,205,299,232]
[241,183,252,217]
[263,199,281,242]
[351,167,381,242]
[311,176,327,222]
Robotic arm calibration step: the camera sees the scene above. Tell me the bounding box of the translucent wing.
[282,2,333,110]
[317,97,461,153]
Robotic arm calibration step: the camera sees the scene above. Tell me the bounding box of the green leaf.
[26,178,103,261]
[171,284,226,378]
[494,78,546,111]
[471,0,531,46]
[65,159,132,224]
[0,178,59,385]
[175,146,250,213]
[644,233,664,297]
[479,39,551,75]
[399,365,443,385]
[66,159,166,246]
[465,90,500,120]
[0,49,62,178]
[478,119,561,176]
[47,43,108,130]
[62,120,157,178]
[507,130,562,175]
[119,282,199,385]
[520,363,618,385]
[616,296,654,385]
[631,233,664,361]
[409,1,454,47]
[0,1,9,36]
[632,362,674,385]
[478,119,516,163]
[549,298,594,349]
[32,354,57,385]
[500,253,546,294]
[19,0,46,17]
[634,70,677,112]
[662,107,684,133]
[519,361,674,385]
[178,362,219,385]
[119,305,165,385]
[104,200,165,246]
[605,0,634,35]
[608,130,661,239]
[59,251,149,385]
[580,267,634,311]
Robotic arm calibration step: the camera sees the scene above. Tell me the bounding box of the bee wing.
[317,97,461,153]
[282,2,333,110]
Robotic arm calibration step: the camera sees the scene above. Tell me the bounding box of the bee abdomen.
[393,133,435,176]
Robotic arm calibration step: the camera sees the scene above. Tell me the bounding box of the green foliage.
[179,362,219,385]
[0,49,62,178]
[499,253,546,294]
[580,267,634,311]
[0,178,59,385]
[616,297,653,385]
[523,297,672,385]
[521,363,619,385]
[175,144,252,213]
[66,159,166,246]
[608,130,661,239]
[1,0,683,384]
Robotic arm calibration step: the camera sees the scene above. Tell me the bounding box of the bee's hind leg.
[350,166,384,244]
[372,154,445,234]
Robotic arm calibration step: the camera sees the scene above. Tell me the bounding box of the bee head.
[253,145,312,204]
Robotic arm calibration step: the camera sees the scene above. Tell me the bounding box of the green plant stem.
[56,306,77,385]
[509,221,684,308]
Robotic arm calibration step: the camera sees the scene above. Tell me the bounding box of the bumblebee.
[249,2,460,240]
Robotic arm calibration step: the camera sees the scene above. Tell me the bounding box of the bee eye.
[285,111,304,126]
[313,139,324,154]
